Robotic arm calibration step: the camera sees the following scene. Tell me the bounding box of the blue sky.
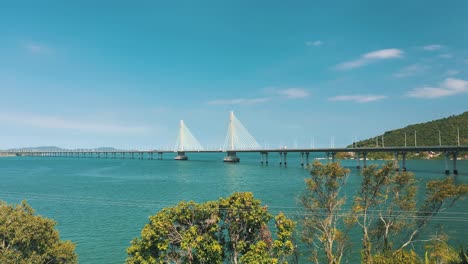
[0,0,467,149]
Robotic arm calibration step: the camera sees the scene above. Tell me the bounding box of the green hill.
[351,111,468,148]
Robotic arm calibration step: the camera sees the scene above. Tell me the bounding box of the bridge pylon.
[223,111,260,162]
[174,120,203,160]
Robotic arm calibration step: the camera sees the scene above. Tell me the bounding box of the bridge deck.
[3,145,467,155]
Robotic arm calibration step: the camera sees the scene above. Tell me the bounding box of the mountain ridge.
[350,111,468,148]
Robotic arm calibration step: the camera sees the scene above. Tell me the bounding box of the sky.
[0,0,467,150]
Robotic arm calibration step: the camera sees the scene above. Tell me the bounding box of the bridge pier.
[174,151,188,160]
[306,152,309,166]
[401,152,407,172]
[260,152,268,165]
[356,152,361,169]
[453,152,458,175]
[224,151,240,162]
[445,152,450,174]
[331,152,336,163]
[277,152,287,166]
[158,152,163,160]
[301,152,304,166]
[149,153,153,160]
[363,152,367,168]
[393,152,399,171]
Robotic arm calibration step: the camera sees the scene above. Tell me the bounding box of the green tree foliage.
[301,161,350,264]
[349,163,418,263]
[0,200,77,264]
[373,249,422,264]
[458,246,468,264]
[424,232,462,264]
[349,162,468,263]
[126,192,296,264]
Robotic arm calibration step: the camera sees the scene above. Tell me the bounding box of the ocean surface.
[1,153,467,263]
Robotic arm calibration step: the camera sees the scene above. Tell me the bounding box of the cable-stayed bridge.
[2,111,467,175]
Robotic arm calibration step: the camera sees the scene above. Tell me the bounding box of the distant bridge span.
[4,145,467,175]
[1,111,466,174]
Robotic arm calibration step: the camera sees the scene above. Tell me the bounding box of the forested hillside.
[351,111,468,148]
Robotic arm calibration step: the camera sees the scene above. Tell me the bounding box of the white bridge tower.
[223,111,260,162]
[174,120,203,160]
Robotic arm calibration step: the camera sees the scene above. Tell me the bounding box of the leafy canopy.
[127,192,295,264]
[0,200,77,264]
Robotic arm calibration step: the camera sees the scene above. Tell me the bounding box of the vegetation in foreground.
[0,201,77,264]
[1,161,467,264]
[126,192,296,264]
[301,161,468,264]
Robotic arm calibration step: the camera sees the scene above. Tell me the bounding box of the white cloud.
[394,64,428,78]
[446,70,459,76]
[423,44,443,51]
[24,43,51,54]
[329,95,387,103]
[439,53,453,59]
[207,97,270,105]
[406,78,468,98]
[306,40,323,47]
[207,88,309,105]
[336,48,403,70]
[277,88,309,98]
[362,49,403,59]
[0,112,150,134]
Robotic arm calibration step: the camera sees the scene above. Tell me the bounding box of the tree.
[350,162,419,262]
[350,162,468,263]
[301,161,350,264]
[424,232,462,264]
[126,192,296,264]
[0,200,77,264]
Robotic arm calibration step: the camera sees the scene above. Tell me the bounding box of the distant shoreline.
[0,154,16,157]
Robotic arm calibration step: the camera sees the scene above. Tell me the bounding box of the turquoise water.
[1,153,467,263]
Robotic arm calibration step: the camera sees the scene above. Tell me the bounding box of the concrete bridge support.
[224,151,240,162]
[175,151,188,160]
[445,152,449,174]
[301,152,304,166]
[401,152,407,172]
[363,152,367,168]
[306,152,309,166]
[393,152,399,171]
[278,152,287,166]
[356,152,361,169]
[453,152,458,175]
[260,152,268,165]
